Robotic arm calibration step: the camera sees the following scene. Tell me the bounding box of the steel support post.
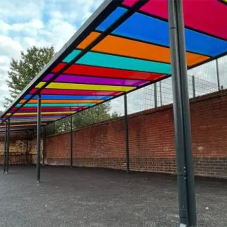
[168,0,197,226]
[124,94,130,174]
[3,121,8,173]
[26,131,29,165]
[6,119,10,173]
[70,115,73,167]
[43,127,46,166]
[36,93,41,183]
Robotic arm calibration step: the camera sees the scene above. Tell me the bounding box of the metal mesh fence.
[46,100,119,136]
[218,55,227,89]
[143,56,227,110]
[46,56,227,136]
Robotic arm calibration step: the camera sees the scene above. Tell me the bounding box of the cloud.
[0,20,11,35]
[110,97,124,116]
[43,12,77,50]
[0,0,105,111]
[0,0,43,22]
[0,56,11,110]
[8,19,44,37]
[0,35,23,59]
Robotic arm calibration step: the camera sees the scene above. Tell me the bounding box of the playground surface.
[0,166,227,227]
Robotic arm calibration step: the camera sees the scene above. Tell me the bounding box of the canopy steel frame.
[124,94,130,174]
[5,120,10,173]
[36,93,41,183]
[2,0,225,225]
[168,0,197,226]
[0,0,226,132]
[26,131,29,165]
[70,115,73,167]
[1,0,148,124]
[43,126,46,166]
[3,121,8,173]
[0,0,170,133]
[43,76,168,128]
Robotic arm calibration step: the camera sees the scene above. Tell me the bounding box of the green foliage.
[111,111,120,119]
[5,46,55,107]
[46,102,121,135]
[73,102,112,128]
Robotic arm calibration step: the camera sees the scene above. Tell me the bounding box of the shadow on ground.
[0,166,227,227]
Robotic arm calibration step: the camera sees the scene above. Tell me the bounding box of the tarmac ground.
[0,166,227,227]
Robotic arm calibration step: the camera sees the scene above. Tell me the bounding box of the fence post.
[159,81,163,106]
[154,83,158,108]
[192,76,196,98]
[216,59,221,91]
[53,122,55,134]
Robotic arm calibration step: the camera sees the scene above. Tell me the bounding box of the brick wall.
[0,131,39,165]
[44,90,227,179]
[1,90,227,178]
[45,133,70,166]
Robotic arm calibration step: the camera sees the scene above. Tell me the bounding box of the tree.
[51,102,121,134]
[111,111,120,119]
[4,46,55,107]
[72,102,118,128]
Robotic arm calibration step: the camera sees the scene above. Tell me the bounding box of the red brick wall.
[1,90,227,178]
[44,90,227,179]
[45,133,70,166]
[0,131,37,165]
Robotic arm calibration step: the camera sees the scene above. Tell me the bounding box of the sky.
[0,0,225,115]
[0,0,105,111]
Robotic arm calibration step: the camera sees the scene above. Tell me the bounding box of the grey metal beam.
[124,94,130,174]
[36,93,41,183]
[168,0,197,226]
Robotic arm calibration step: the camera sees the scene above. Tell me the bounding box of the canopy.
[1,0,227,132]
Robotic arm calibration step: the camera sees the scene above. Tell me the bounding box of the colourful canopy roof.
[0,0,227,132]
